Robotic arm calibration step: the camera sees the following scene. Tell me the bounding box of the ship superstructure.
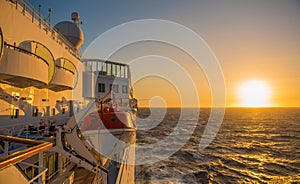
[0,0,81,127]
[0,0,84,182]
[81,59,137,183]
[0,0,137,183]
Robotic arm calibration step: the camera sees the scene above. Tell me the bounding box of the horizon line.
[137,106,300,108]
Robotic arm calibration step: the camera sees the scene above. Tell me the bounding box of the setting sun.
[238,81,272,107]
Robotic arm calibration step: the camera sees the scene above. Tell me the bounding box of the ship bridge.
[81,59,132,104]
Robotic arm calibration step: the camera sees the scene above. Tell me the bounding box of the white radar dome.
[55,12,84,49]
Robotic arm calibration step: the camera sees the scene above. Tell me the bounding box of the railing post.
[22,4,25,15]
[38,152,45,184]
[4,141,9,156]
[57,153,63,173]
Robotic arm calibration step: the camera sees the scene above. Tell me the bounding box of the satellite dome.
[54,12,84,49]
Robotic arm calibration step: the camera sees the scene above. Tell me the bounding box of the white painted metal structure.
[0,0,137,183]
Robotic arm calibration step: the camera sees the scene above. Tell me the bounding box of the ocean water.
[134,108,300,184]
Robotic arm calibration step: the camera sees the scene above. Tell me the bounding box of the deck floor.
[73,167,96,184]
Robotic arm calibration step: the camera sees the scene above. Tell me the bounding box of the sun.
[237,80,272,107]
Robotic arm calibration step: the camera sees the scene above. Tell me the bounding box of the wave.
[135,108,300,183]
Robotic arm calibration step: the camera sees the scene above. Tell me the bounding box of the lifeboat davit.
[81,107,136,158]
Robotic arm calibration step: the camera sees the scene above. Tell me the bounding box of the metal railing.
[55,58,78,88]
[13,0,80,58]
[0,135,52,169]
[4,42,49,66]
[18,162,48,183]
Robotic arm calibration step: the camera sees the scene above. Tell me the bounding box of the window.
[120,65,127,78]
[51,108,56,116]
[117,65,121,77]
[124,66,128,78]
[62,108,65,114]
[10,109,19,119]
[92,62,97,72]
[98,83,105,93]
[107,63,112,75]
[86,62,93,71]
[122,85,128,93]
[120,66,124,78]
[32,107,38,117]
[99,62,107,75]
[113,64,119,76]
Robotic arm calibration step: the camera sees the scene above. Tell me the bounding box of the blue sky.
[28,0,300,51]
[29,0,300,53]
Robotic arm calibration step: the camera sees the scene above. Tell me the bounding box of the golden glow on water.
[136,108,300,183]
[237,81,272,107]
[226,153,299,183]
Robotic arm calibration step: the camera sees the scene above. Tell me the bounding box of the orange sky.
[107,37,299,107]
[131,2,300,107]
[79,1,300,107]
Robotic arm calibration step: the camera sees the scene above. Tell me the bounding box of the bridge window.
[98,83,105,93]
[112,64,117,76]
[120,65,127,78]
[84,60,129,78]
[124,66,128,78]
[107,63,112,75]
[122,85,128,94]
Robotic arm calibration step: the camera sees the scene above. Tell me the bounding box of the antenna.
[47,8,52,23]
[38,5,41,15]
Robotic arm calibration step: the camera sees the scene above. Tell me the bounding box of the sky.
[28,0,300,107]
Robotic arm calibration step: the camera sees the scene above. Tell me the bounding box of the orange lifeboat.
[81,108,135,131]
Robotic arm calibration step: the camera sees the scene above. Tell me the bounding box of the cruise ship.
[0,0,137,183]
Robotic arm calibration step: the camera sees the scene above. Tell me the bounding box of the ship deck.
[73,167,96,184]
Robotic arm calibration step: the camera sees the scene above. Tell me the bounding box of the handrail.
[18,162,48,183]
[4,42,49,66]
[55,58,78,87]
[0,135,53,169]
[55,58,76,75]
[55,65,74,75]
[13,0,80,58]
[0,27,3,59]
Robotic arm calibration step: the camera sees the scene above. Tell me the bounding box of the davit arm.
[49,116,108,183]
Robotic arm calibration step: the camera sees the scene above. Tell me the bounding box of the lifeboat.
[81,106,136,158]
[81,107,136,131]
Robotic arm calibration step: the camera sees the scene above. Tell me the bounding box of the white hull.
[82,128,136,161]
[82,128,136,183]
